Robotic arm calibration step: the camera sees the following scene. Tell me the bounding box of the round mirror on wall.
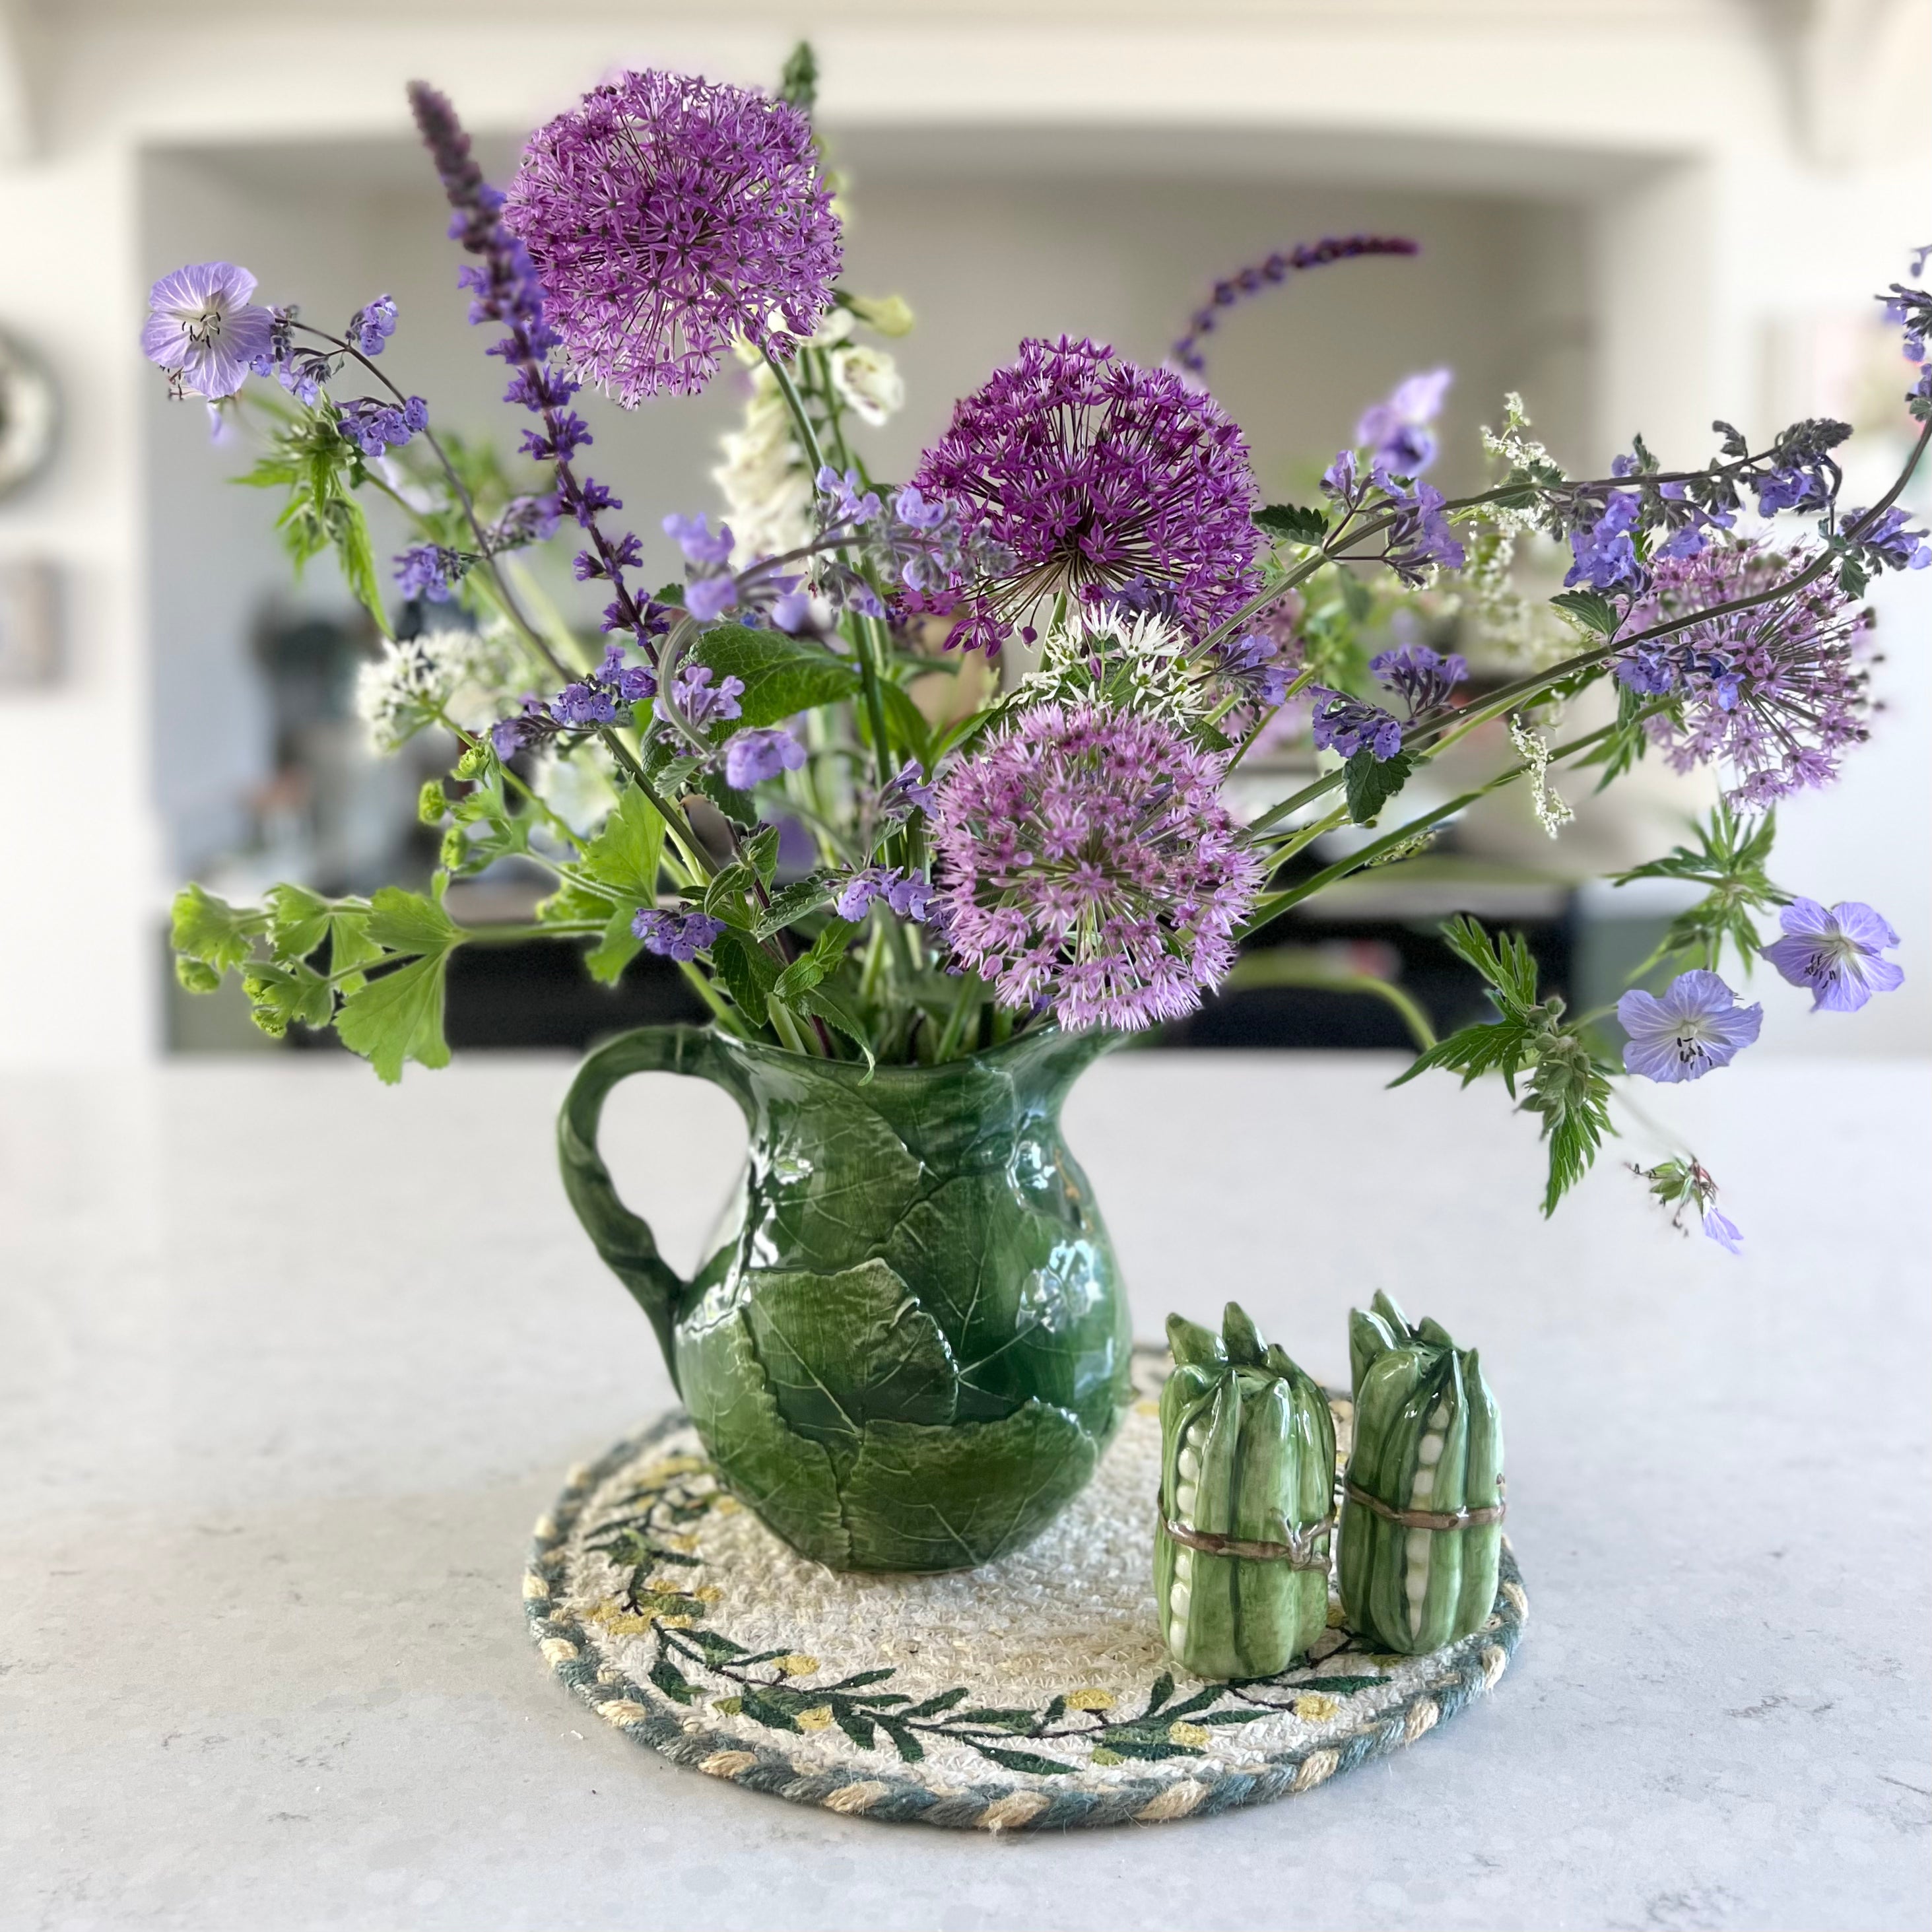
[0,329,59,499]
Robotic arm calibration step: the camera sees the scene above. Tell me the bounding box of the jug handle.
[558,1025,754,1389]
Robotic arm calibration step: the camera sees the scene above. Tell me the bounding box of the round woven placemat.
[524,1349,1527,1832]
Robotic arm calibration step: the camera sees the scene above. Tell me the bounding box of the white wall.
[1,0,1927,1064]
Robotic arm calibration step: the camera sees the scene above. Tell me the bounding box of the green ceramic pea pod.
[1155,1302,1335,1680]
[1339,1300,1504,1655]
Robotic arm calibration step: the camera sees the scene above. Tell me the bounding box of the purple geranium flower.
[929,700,1263,1031]
[909,336,1261,653]
[1616,970,1764,1083]
[721,727,806,791]
[632,908,725,962]
[1702,1207,1744,1255]
[502,69,842,404]
[1357,367,1451,477]
[1761,898,1904,1012]
[142,261,276,400]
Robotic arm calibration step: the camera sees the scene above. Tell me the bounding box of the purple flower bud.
[663,512,735,566]
[631,908,725,962]
[349,293,399,355]
[683,576,739,623]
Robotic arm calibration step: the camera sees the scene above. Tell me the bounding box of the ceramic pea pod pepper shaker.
[1339,1290,1504,1655]
[1154,1303,1337,1680]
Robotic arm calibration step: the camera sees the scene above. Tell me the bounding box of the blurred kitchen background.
[1,0,1927,1065]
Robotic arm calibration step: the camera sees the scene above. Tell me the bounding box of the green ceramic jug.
[558,1024,1133,1573]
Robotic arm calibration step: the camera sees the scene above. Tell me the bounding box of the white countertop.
[3,1050,1927,1931]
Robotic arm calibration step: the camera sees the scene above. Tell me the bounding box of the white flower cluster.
[1508,714,1575,839]
[1022,605,1215,720]
[354,620,525,754]
[713,304,908,564]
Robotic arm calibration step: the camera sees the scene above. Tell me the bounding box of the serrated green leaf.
[1254,502,1328,545]
[335,954,453,1084]
[1338,571,1373,622]
[690,624,861,729]
[580,785,665,902]
[701,862,757,921]
[585,907,643,986]
[770,919,856,1003]
[1343,749,1414,825]
[264,883,333,960]
[754,871,835,938]
[711,929,778,1026]
[240,960,335,1037]
[742,823,780,890]
[364,886,461,958]
[1549,588,1622,636]
[875,679,932,765]
[791,983,875,1070]
[171,885,267,974]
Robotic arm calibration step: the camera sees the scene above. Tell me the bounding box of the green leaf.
[1343,749,1414,825]
[240,960,335,1038]
[970,1745,1075,1776]
[1438,913,1541,1013]
[770,918,857,1004]
[648,1657,696,1706]
[585,908,643,987]
[1338,571,1373,622]
[1522,1034,1615,1216]
[754,871,835,939]
[702,862,758,923]
[171,885,266,974]
[1549,588,1622,636]
[711,929,778,1026]
[791,983,875,1069]
[327,494,387,634]
[742,823,780,890]
[739,1685,802,1733]
[580,785,667,902]
[690,624,861,730]
[1254,503,1328,545]
[335,954,453,1084]
[264,883,333,960]
[876,680,933,765]
[175,956,222,995]
[364,886,461,958]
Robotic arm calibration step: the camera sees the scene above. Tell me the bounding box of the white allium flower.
[1022,603,1211,719]
[355,620,524,753]
[828,343,904,426]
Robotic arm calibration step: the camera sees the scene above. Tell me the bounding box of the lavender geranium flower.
[502,69,841,405]
[1619,539,1873,807]
[722,727,807,790]
[142,261,275,400]
[1616,970,1764,1083]
[632,908,725,962]
[835,866,933,923]
[1634,1156,1744,1254]
[1358,368,1451,477]
[929,700,1263,1030]
[1761,898,1904,1012]
[1309,689,1403,761]
[910,336,1261,653]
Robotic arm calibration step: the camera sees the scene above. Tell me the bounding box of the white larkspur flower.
[712,364,814,562]
[828,343,904,426]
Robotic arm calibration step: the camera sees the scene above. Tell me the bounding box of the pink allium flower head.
[502,70,841,404]
[929,700,1263,1031]
[1618,539,1873,807]
[910,336,1262,653]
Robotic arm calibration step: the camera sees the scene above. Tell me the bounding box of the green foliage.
[1253,503,1328,545]
[1549,588,1622,637]
[690,624,861,730]
[778,39,818,111]
[1392,915,1615,1216]
[578,785,667,903]
[331,888,465,1084]
[1613,805,1786,976]
[1343,748,1415,825]
[234,409,387,633]
[171,885,267,976]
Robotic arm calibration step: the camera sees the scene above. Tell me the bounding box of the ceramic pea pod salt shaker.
[1339,1290,1504,1654]
[1154,1304,1336,1680]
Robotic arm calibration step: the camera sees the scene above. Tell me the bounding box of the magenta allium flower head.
[1616,970,1763,1083]
[1622,539,1873,807]
[910,337,1261,653]
[1762,898,1903,1012]
[502,70,841,404]
[929,701,1263,1031]
[142,262,275,400]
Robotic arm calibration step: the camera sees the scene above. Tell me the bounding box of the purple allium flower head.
[910,336,1261,653]
[1620,539,1873,807]
[721,726,807,791]
[348,294,399,356]
[1616,970,1764,1083]
[928,700,1263,1031]
[1357,367,1451,477]
[1309,688,1404,761]
[1169,235,1419,376]
[1372,642,1467,717]
[143,261,275,400]
[1565,491,1646,593]
[1761,898,1904,1012]
[632,908,725,962]
[502,69,841,405]
[836,865,933,923]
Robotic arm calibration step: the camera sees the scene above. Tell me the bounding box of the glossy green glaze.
[558,1024,1133,1573]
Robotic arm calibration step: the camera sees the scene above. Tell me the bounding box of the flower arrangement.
[153,48,1929,1250]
